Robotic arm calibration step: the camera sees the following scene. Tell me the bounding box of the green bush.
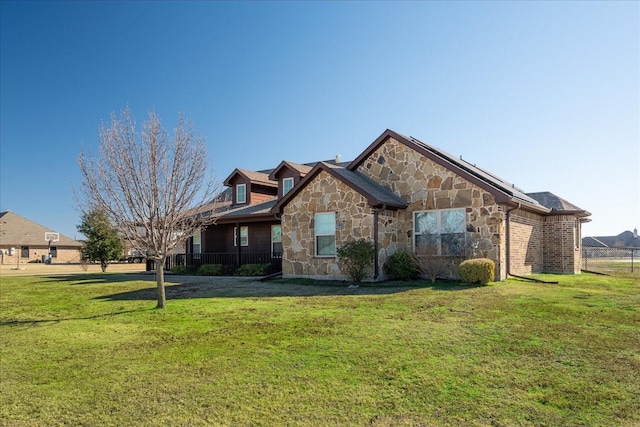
[387,251,419,280]
[170,265,198,275]
[197,264,224,276]
[459,258,495,285]
[235,263,270,276]
[336,239,375,283]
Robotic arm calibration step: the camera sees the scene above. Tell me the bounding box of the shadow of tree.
[94,276,476,301]
[0,308,152,327]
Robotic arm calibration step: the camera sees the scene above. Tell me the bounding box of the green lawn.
[1,272,638,426]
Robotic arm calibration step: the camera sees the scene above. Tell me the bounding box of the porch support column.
[236,222,241,268]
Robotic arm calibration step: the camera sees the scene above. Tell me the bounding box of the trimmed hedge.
[197,264,224,276]
[387,251,419,280]
[170,265,198,275]
[459,258,495,285]
[234,263,271,276]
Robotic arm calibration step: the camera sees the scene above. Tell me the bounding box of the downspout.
[505,203,521,278]
[372,205,386,280]
[374,209,379,280]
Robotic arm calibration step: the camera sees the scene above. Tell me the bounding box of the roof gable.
[223,168,277,188]
[272,162,407,213]
[348,129,546,210]
[268,161,313,180]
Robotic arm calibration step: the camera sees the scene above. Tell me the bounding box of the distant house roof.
[582,236,609,247]
[272,161,408,213]
[0,211,82,247]
[583,231,640,248]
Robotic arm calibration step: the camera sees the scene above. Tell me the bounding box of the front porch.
[148,251,283,274]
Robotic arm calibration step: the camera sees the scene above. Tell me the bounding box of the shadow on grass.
[42,273,153,285]
[1,308,153,327]
[94,276,477,301]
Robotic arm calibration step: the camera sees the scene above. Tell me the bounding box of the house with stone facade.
[184,129,590,281]
[0,211,83,265]
[271,129,590,281]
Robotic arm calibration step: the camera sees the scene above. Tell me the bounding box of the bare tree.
[77,106,216,308]
[415,242,453,283]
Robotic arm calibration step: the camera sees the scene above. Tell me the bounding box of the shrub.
[336,239,375,283]
[416,243,460,283]
[235,263,270,276]
[387,251,419,280]
[459,258,495,285]
[170,265,198,275]
[197,264,224,276]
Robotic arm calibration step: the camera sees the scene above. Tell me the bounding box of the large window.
[271,225,283,254]
[236,183,246,204]
[234,226,248,247]
[50,246,57,258]
[283,177,294,196]
[414,209,466,255]
[21,246,29,258]
[315,212,336,256]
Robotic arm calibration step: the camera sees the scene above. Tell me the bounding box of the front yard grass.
[1,272,638,426]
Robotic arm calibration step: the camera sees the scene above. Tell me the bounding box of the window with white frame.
[192,231,201,255]
[315,212,336,256]
[414,209,466,255]
[234,226,248,247]
[574,219,580,249]
[236,183,246,204]
[271,225,283,254]
[283,177,294,196]
[50,246,57,258]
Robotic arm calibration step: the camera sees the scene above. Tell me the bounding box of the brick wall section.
[1,246,82,265]
[543,215,581,274]
[509,211,544,275]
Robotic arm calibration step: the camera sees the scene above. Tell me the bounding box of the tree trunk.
[155,258,166,309]
[101,261,108,273]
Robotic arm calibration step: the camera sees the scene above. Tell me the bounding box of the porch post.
[236,222,241,268]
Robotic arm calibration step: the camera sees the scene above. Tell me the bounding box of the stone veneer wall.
[282,170,374,279]
[355,137,507,280]
[543,215,581,274]
[509,210,544,275]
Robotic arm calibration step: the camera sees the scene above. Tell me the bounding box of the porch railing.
[149,252,282,273]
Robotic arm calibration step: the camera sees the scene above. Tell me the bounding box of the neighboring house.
[0,211,83,264]
[183,129,590,281]
[583,229,640,248]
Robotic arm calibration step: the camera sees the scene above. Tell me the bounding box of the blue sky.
[1,1,638,240]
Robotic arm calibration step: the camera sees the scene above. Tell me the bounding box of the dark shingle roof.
[527,192,589,216]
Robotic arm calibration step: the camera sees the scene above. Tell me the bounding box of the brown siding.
[277,169,301,198]
[203,221,279,253]
[250,192,275,204]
